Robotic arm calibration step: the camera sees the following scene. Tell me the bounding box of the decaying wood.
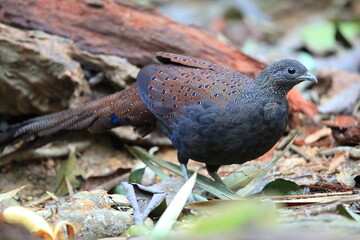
[0,0,265,75]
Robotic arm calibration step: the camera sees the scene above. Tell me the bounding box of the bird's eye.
[288,67,296,74]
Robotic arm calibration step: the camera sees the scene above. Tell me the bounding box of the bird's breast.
[162,98,289,166]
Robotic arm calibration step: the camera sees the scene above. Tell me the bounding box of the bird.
[0,52,317,184]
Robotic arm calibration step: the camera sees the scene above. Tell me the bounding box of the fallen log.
[0,0,265,75]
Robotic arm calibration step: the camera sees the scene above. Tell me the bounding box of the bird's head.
[256,59,317,93]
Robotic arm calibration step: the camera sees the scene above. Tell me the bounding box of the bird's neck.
[255,71,292,99]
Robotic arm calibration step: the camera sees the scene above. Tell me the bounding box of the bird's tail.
[0,84,153,148]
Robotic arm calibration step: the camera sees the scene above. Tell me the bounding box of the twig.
[290,145,312,162]
[277,130,297,150]
[320,147,353,156]
[257,191,354,200]
[25,191,58,207]
[0,141,92,166]
[93,173,130,191]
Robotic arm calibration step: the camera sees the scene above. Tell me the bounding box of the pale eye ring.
[288,67,296,74]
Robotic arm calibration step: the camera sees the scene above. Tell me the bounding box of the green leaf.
[0,185,27,205]
[222,165,261,191]
[261,179,302,196]
[338,22,360,43]
[187,200,276,237]
[237,135,296,197]
[126,145,169,180]
[337,204,360,222]
[55,149,81,195]
[112,185,126,195]
[301,22,336,53]
[121,225,152,237]
[150,172,197,239]
[129,167,146,184]
[128,146,239,200]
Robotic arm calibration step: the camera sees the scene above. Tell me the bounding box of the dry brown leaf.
[304,127,332,144]
[329,153,346,172]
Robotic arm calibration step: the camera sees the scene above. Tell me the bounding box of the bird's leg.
[180,163,190,182]
[206,165,226,186]
[180,162,196,202]
[178,155,196,202]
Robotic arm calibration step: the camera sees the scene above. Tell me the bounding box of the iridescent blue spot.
[214,94,219,97]
[165,77,169,80]
[206,76,211,79]
[185,80,190,83]
[182,59,187,61]
[198,85,203,88]
[192,77,197,79]
[205,85,210,88]
[216,79,221,82]
[173,96,177,100]
[151,76,156,80]
[208,65,213,67]
[162,98,165,101]
[173,77,178,80]
[192,92,196,96]
[212,82,216,85]
[196,101,201,104]
[194,60,198,63]
[158,70,163,73]
[184,93,188,96]
[181,73,185,76]
[170,90,173,93]
[187,88,192,91]
[162,90,166,94]
[232,90,236,93]
[180,86,185,89]
[148,86,153,90]
[174,56,178,59]
[173,104,177,108]
[111,113,121,125]
[162,83,166,86]
[223,89,227,92]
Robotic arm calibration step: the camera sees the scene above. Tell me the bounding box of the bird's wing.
[137,54,254,126]
[154,52,226,71]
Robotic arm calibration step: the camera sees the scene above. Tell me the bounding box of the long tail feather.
[0,84,154,149]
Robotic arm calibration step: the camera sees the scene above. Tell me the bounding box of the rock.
[57,190,134,239]
[0,23,139,115]
[0,23,90,114]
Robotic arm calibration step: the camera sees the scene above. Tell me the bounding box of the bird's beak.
[296,71,318,83]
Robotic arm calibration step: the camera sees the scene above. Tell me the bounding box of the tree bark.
[0,0,265,76]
